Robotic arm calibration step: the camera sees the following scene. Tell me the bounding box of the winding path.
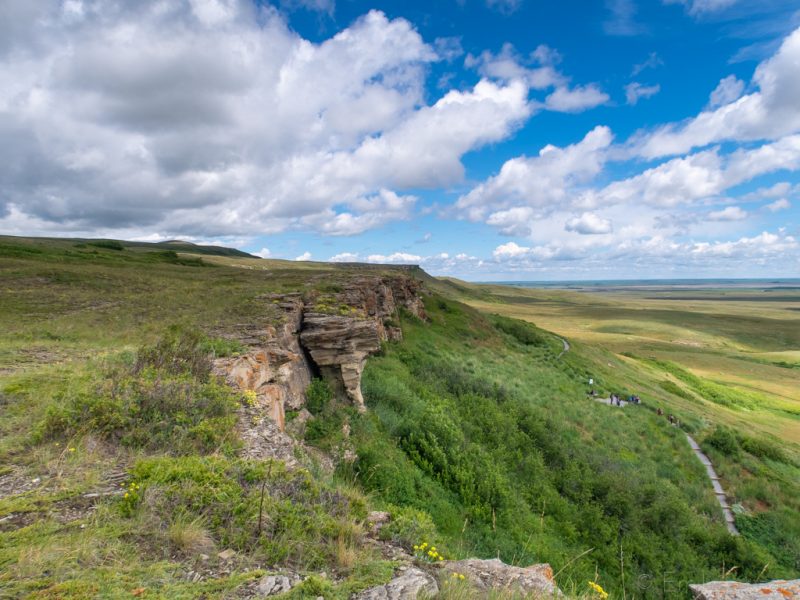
[685,434,739,535]
[556,337,570,358]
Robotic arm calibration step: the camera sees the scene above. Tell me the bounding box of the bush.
[378,505,438,550]
[492,315,546,347]
[37,328,239,454]
[306,378,334,415]
[88,240,125,251]
[704,425,741,457]
[739,435,790,464]
[135,325,212,380]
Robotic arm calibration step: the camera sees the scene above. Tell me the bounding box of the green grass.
[2,237,798,598]
[302,297,795,598]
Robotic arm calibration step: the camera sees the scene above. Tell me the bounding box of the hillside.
[0,237,797,599]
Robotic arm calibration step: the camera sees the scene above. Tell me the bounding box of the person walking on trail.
[657,407,663,416]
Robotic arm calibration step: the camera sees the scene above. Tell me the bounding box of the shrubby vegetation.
[308,297,797,598]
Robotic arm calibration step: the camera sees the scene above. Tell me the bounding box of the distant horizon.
[1,2,798,278]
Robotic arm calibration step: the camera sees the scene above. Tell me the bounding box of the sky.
[1,0,799,280]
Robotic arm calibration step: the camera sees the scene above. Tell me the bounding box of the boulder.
[354,567,438,600]
[689,579,800,599]
[256,574,300,596]
[441,559,562,597]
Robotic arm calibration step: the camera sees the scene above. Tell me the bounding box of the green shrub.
[135,325,212,380]
[88,240,125,251]
[492,315,546,347]
[379,505,438,550]
[306,378,334,415]
[704,426,740,457]
[739,435,790,464]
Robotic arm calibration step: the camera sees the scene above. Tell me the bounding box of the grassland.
[1,236,797,598]
[442,278,800,578]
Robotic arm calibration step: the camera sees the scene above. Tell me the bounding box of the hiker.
[657,407,663,416]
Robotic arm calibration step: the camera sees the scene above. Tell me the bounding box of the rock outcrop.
[214,295,311,433]
[215,275,427,431]
[440,559,562,598]
[354,567,439,600]
[299,276,427,411]
[689,579,800,599]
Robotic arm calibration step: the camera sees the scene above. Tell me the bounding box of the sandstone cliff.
[214,275,427,434]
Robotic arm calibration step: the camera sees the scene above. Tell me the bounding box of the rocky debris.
[689,580,800,599]
[440,559,562,598]
[256,573,300,596]
[237,398,299,468]
[367,510,391,536]
[354,567,438,600]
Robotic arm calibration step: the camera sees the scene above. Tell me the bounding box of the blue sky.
[1,0,799,279]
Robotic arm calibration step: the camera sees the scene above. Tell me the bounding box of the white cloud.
[664,0,739,16]
[0,4,533,240]
[565,212,614,234]
[632,52,663,76]
[707,206,747,221]
[604,0,647,36]
[625,82,660,105]
[466,43,608,113]
[633,26,800,159]
[708,75,745,108]
[457,125,613,221]
[365,252,421,263]
[328,252,360,262]
[254,247,272,258]
[544,84,609,112]
[766,198,791,212]
[294,251,312,261]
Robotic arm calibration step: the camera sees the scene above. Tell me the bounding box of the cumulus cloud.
[765,198,791,212]
[457,125,613,221]
[707,206,747,221]
[0,2,533,239]
[544,84,609,112]
[466,44,608,113]
[565,212,614,234]
[294,251,312,261]
[633,26,800,159]
[254,247,272,258]
[625,82,661,105]
[708,75,745,108]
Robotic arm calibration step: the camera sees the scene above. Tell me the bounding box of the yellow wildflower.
[588,581,608,599]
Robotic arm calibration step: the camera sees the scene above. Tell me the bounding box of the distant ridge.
[0,235,256,259]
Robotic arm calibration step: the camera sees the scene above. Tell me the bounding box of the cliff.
[214,275,427,432]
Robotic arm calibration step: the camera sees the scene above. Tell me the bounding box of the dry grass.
[167,515,215,555]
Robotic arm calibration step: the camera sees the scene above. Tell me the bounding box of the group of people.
[656,408,681,426]
[587,389,641,406]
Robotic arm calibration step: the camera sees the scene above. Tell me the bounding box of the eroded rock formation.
[215,275,427,432]
[689,579,800,599]
[439,559,562,598]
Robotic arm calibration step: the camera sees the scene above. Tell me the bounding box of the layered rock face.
[299,275,427,411]
[214,295,311,434]
[216,275,427,430]
[690,579,800,599]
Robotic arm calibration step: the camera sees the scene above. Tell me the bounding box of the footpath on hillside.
[570,336,740,536]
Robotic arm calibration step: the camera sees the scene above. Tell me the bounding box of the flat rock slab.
[354,567,438,600]
[690,579,800,599]
[442,559,562,597]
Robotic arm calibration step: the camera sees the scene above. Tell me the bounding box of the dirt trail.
[556,337,570,358]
